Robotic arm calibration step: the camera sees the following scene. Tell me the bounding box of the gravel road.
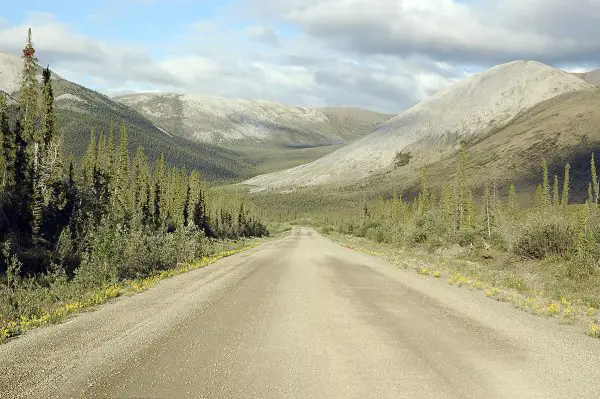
[1,228,600,398]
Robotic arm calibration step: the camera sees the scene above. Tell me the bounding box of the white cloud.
[245,26,280,46]
[0,14,180,90]
[2,1,598,115]
[272,0,600,65]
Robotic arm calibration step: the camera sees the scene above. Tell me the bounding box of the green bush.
[320,225,334,234]
[566,241,600,280]
[456,228,478,247]
[75,225,208,285]
[366,226,385,243]
[513,219,575,259]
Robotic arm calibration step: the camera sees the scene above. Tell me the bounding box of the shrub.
[456,228,478,247]
[394,151,412,168]
[75,225,208,284]
[513,219,575,259]
[566,247,600,280]
[320,225,334,234]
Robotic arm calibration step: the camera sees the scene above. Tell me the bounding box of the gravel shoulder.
[2,228,600,398]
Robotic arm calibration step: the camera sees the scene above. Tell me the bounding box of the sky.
[1,0,599,114]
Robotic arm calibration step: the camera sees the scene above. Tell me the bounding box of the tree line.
[329,142,599,279]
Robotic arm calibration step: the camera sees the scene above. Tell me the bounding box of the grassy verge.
[0,239,267,344]
[327,232,600,338]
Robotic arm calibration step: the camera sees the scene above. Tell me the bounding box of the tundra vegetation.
[0,31,269,341]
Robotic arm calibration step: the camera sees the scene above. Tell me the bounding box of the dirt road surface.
[2,228,600,398]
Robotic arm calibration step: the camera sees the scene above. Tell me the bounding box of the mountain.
[0,53,25,94]
[572,69,600,86]
[243,60,597,192]
[114,93,391,148]
[0,53,255,180]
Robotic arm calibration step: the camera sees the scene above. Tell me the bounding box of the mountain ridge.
[114,92,392,148]
[242,60,597,191]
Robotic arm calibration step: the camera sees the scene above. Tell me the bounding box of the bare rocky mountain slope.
[572,69,600,86]
[115,93,391,148]
[243,61,597,192]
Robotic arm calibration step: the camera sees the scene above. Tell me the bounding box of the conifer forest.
[0,31,268,338]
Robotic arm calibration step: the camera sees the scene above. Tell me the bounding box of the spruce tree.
[154,154,167,214]
[153,180,161,229]
[552,175,559,207]
[238,201,246,235]
[561,163,571,207]
[20,28,40,145]
[13,120,32,235]
[18,30,44,239]
[132,147,150,227]
[113,123,132,223]
[441,184,454,232]
[142,182,152,227]
[81,129,97,186]
[97,131,106,171]
[534,184,545,212]
[106,122,116,178]
[483,183,492,238]
[183,182,191,227]
[40,66,55,151]
[541,159,550,209]
[464,189,476,230]
[591,153,599,207]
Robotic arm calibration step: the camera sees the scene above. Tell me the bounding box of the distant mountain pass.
[115,93,392,148]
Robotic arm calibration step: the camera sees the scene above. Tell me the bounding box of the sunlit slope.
[243,61,595,191]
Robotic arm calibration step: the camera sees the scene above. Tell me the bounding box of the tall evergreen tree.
[153,180,162,229]
[113,123,132,223]
[463,189,476,230]
[552,175,560,207]
[96,131,106,171]
[41,66,63,190]
[441,184,454,231]
[13,120,32,235]
[541,158,550,209]
[40,66,55,151]
[534,184,545,212]
[19,28,40,145]
[561,163,571,207]
[591,153,599,207]
[183,182,191,227]
[132,147,150,227]
[81,129,97,186]
[142,181,152,227]
[106,122,116,179]
[482,183,492,238]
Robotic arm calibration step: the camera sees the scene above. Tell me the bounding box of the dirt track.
[2,228,600,398]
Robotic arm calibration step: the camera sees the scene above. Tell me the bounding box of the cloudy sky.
[1,0,599,113]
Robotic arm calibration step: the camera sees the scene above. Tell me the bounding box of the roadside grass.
[0,240,265,344]
[329,232,600,338]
